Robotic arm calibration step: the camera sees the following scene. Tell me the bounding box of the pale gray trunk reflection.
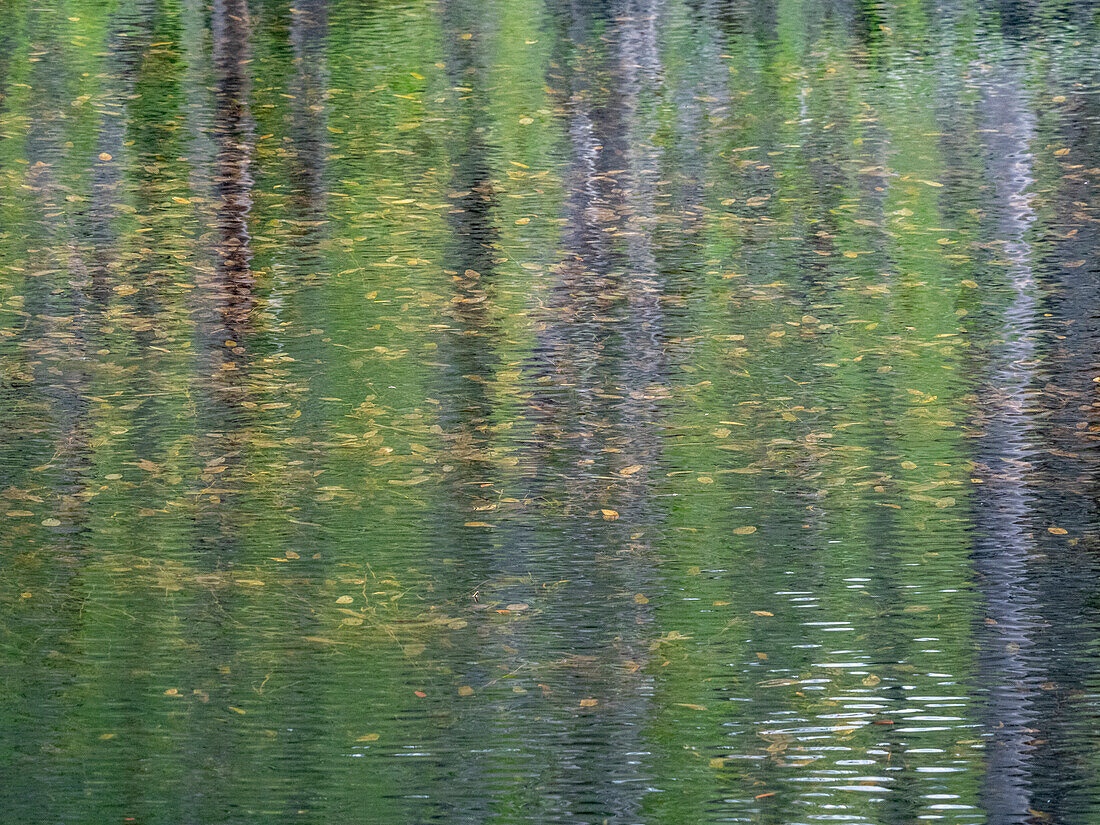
[511,1,669,821]
[970,38,1043,825]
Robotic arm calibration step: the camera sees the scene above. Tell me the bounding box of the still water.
[2,0,1100,822]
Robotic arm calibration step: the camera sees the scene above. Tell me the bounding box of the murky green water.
[2,0,1100,822]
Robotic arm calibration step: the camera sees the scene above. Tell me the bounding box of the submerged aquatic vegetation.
[2,0,1100,823]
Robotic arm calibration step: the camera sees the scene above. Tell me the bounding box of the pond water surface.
[3,1,1100,823]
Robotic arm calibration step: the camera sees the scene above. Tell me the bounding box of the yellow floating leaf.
[458,685,474,696]
[579,698,598,707]
[733,526,756,535]
[600,509,619,521]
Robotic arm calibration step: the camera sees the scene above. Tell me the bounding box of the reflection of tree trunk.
[84,0,155,306]
[210,0,255,358]
[435,0,504,593]
[509,2,668,820]
[289,0,329,220]
[181,2,255,820]
[970,51,1043,825]
[182,0,216,204]
[1024,61,1100,825]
